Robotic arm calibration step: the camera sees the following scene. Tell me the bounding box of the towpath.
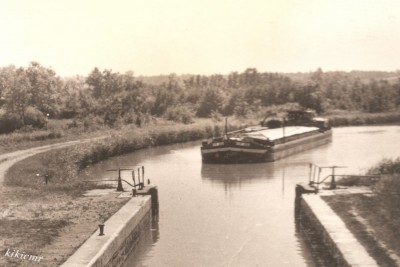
[0,136,131,267]
[0,136,106,184]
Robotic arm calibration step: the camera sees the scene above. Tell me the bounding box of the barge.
[201,110,332,163]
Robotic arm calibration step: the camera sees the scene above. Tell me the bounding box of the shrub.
[0,107,46,134]
[165,106,194,124]
[24,107,46,128]
[0,112,23,133]
[368,158,400,175]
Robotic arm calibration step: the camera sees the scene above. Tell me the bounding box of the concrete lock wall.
[298,196,348,266]
[62,196,152,267]
[297,194,378,266]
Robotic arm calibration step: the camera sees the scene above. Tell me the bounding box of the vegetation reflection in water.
[80,126,400,267]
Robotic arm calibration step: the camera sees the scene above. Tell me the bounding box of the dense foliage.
[1,63,400,133]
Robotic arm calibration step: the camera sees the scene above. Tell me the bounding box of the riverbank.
[2,110,400,155]
[0,119,229,266]
[1,115,400,266]
[0,187,129,267]
[326,110,400,126]
[323,193,400,266]
[298,191,378,266]
[320,158,400,266]
[5,120,228,191]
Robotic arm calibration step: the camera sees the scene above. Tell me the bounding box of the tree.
[86,68,104,99]
[196,88,224,117]
[25,61,60,115]
[294,83,324,113]
[5,68,31,124]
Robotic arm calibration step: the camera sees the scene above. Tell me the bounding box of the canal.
[81,126,400,266]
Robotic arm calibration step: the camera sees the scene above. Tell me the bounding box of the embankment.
[5,121,229,191]
[62,196,152,267]
[296,192,378,266]
[327,111,400,126]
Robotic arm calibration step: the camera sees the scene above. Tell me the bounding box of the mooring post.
[224,117,228,135]
[98,223,105,236]
[330,167,336,189]
[138,168,144,189]
[116,168,124,192]
[132,170,136,186]
[295,184,303,199]
[313,165,318,184]
[319,165,346,190]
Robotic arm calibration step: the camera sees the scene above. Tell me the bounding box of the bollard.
[98,224,105,236]
[132,188,136,197]
[295,185,303,199]
[132,171,136,186]
[116,168,124,192]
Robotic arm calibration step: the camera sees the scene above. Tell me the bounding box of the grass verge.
[1,119,233,266]
[323,194,399,266]
[323,157,400,266]
[5,120,229,193]
[326,110,400,126]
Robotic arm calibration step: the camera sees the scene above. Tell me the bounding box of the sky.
[1,0,400,77]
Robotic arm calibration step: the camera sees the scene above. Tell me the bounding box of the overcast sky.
[1,0,400,76]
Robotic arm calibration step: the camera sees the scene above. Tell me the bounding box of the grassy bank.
[4,111,400,192]
[0,119,112,154]
[323,158,400,266]
[1,119,235,266]
[5,120,229,193]
[1,111,400,154]
[326,111,400,126]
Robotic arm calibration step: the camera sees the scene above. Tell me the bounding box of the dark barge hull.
[201,129,332,164]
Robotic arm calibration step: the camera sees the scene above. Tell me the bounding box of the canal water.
[80,126,400,266]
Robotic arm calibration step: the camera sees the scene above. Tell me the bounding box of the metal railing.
[308,163,379,190]
[83,166,149,192]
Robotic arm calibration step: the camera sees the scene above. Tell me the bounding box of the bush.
[0,112,23,134]
[165,106,194,124]
[0,107,46,134]
[24,107,47,128]
[368,158,400,175]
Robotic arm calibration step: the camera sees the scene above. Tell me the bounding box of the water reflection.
[121,200,160,267]
[201,162,276,184]
[79,126,400,267]
[150,189,160,243]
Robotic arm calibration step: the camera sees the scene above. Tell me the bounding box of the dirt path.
[0,136,130,267]
[0,137,108,184]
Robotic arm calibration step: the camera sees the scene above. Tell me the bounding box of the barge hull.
[202,130,332,163]
[270,129,332,161]
[201,148,268,164]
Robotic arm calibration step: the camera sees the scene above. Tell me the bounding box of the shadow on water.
[84,126,400,266]
[150,194,160,243]
[201,161,276,184]
[121,202,160,267]
[294,197,337,267]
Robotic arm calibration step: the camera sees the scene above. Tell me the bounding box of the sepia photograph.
[1,0,400,266]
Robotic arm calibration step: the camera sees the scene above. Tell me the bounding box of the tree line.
[1,63,400,133]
